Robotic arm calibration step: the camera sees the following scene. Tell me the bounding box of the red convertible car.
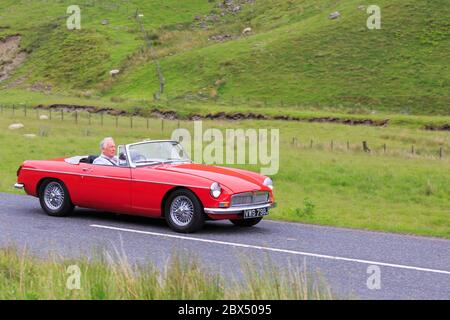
[15,140,275,233]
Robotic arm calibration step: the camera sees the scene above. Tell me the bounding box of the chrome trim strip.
[14,183,24,189]
[132,179,210,189]
[23,168,80,176]
[125,143,135,168]
[21,168,209,189]
[204,202,276,214]
[127,139,179,147]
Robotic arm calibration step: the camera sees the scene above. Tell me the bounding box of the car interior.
[67,145,149,167]
[79,155,98,164]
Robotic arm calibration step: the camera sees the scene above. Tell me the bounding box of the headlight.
[210,182,222,198]
[263,177,273,190]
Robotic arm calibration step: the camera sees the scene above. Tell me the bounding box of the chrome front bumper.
[204,202,277,214]
[14,183,24,189]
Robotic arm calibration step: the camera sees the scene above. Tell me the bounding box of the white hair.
[100,137,114,150]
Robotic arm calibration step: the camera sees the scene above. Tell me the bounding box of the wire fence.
[288,137,446,160]
[0,104,447,160]
[0,104,185,133]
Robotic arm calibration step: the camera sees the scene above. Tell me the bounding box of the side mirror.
[119,152,127,161]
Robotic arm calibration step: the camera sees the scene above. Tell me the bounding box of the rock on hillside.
[0,35,27,82]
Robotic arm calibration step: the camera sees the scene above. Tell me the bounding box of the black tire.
[38,179,74,217]
[230,217,263,227]
[164,189,205,233]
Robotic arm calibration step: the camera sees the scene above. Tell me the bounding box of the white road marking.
[90,224,450,276]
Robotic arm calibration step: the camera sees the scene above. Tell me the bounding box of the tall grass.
[0,247,333,300]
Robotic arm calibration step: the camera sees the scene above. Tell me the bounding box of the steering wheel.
[129,150,147,162]
[132,154,147,162]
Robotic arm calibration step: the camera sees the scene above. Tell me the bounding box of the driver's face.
[103,140,116,158]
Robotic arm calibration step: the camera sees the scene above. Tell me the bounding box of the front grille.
[231,191,269,207]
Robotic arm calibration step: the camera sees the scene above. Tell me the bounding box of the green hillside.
[0,0,448,115]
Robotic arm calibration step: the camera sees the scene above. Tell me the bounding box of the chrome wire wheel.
[43,182,65,211]
[169,195,194,227]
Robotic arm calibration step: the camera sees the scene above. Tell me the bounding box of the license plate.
[243,207,269,219]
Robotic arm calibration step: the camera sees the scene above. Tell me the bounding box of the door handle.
[82,168,92,172]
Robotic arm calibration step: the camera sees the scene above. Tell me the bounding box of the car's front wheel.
[38,179,74,217]
[165,189,205,233]
[230,217,263,227]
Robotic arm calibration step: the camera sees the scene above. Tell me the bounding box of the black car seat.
[80,155,98,164]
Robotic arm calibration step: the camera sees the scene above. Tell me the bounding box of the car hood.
[154,163,264,193]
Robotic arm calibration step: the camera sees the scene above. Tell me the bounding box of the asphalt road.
[1,192,450,300]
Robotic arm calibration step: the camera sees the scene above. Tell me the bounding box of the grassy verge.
[0,247,332,299]
[1,109,449,237]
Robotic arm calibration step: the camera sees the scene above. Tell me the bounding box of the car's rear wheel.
[230,217,263,227]
[165,189,205,233]
[39,179,74,217]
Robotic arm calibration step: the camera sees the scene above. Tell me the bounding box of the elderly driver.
[93,137,119,166]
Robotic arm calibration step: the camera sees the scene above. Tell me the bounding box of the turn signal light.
[219,202,230,208]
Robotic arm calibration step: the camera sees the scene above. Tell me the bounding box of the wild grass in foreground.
[0,248,333,300]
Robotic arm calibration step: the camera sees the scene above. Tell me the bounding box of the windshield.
[128,141,190,165]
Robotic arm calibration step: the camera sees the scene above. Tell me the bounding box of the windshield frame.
[125,140,191,168]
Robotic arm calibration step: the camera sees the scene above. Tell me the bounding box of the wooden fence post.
[115,116,118,128]
[363,141,371,153]
[383,143,387,153]
[75,111,78,125]
[61,109,64,121]
[439,147,443,159]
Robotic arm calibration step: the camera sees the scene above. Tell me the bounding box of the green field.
[1,109,449,238]
[0,0,448,115]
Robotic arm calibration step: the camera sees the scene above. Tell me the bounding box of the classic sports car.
[15,140,276,233]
